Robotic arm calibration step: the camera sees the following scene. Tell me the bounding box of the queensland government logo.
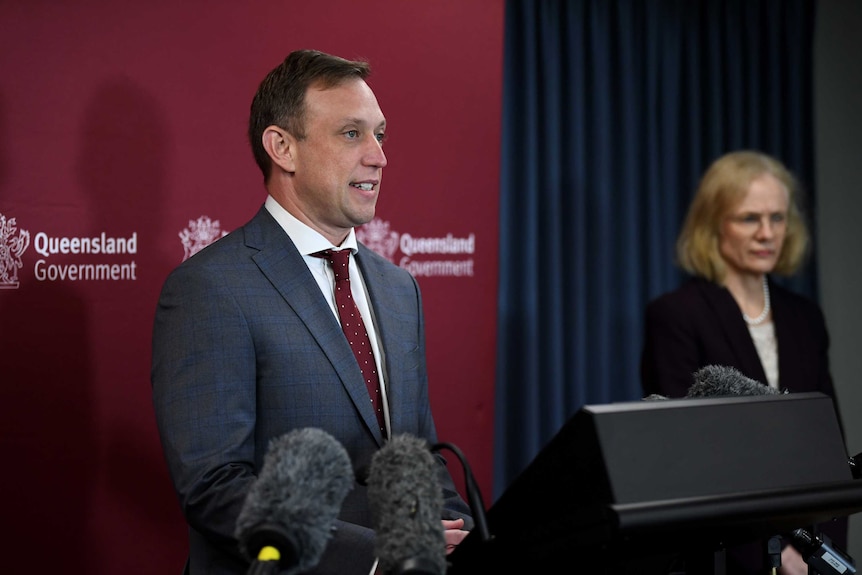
[179,215,229,261]
[356,218,475,277]
[0,210,138,286]
[0,213,31,289]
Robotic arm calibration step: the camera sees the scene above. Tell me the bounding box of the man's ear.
[262,125,296,174]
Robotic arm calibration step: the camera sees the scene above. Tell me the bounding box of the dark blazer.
[151,206,472,575]
[640,276,846,572]
[641,276,838,402]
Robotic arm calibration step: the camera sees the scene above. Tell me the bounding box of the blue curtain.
[494,0,817,499]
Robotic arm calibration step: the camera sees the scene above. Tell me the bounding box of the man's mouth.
[351,182,374,191]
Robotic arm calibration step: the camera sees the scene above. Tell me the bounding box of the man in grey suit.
[151,49,473,575]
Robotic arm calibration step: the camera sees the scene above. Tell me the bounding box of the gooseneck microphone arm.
[431,442,492,543]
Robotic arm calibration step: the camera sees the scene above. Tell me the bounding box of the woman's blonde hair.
[676,150,810,282]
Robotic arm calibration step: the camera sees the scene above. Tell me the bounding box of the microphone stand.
[246,559,281,575]
[766,535,782,575]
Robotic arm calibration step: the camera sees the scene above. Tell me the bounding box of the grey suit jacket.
[152,206,472,575]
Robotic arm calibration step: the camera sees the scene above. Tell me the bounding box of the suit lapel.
[355,244,405,432]
[244,208,384,442]
[695,279,768,384]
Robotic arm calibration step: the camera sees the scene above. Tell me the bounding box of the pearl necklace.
[743,276,771,326]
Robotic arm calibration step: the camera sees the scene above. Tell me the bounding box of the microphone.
[367,433,447,575]
[791,528,857,574]
[234,427,354,575]
[686,366,862,476]
[686,364,785,398]
[642,393,669,401]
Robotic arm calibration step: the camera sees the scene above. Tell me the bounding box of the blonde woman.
[640,150,845,575]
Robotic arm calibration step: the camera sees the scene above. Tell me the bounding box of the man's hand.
[779,545,808,575]
[442,518,469,555]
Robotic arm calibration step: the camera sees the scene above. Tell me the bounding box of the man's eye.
[346,130,359,139]
[376,133,386,144]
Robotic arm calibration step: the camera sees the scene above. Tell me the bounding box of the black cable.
[431,442,492,543]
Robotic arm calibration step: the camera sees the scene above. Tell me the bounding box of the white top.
[748,320,779,389]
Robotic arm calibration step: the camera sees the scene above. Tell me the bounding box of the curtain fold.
[494,0,817,498]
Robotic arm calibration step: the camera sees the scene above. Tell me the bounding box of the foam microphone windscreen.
[235,427,354,574]
[642,393,669,401]
[686,364,784,398]
[367,433,447,575]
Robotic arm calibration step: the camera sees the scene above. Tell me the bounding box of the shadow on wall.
[75,77,189,573]
[0,77,186,574]
[0,89,98,570]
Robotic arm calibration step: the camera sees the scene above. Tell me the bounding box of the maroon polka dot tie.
[314,249,385,435]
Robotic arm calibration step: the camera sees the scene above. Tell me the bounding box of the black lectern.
[448,392,862,574]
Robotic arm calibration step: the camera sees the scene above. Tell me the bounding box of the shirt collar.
[264,195,358,255]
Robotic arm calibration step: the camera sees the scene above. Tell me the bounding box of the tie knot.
[313,249,351,277]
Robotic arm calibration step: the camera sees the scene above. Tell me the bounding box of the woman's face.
[718,173,789,278]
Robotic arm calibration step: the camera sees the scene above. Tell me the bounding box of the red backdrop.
[0,2,503,573]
